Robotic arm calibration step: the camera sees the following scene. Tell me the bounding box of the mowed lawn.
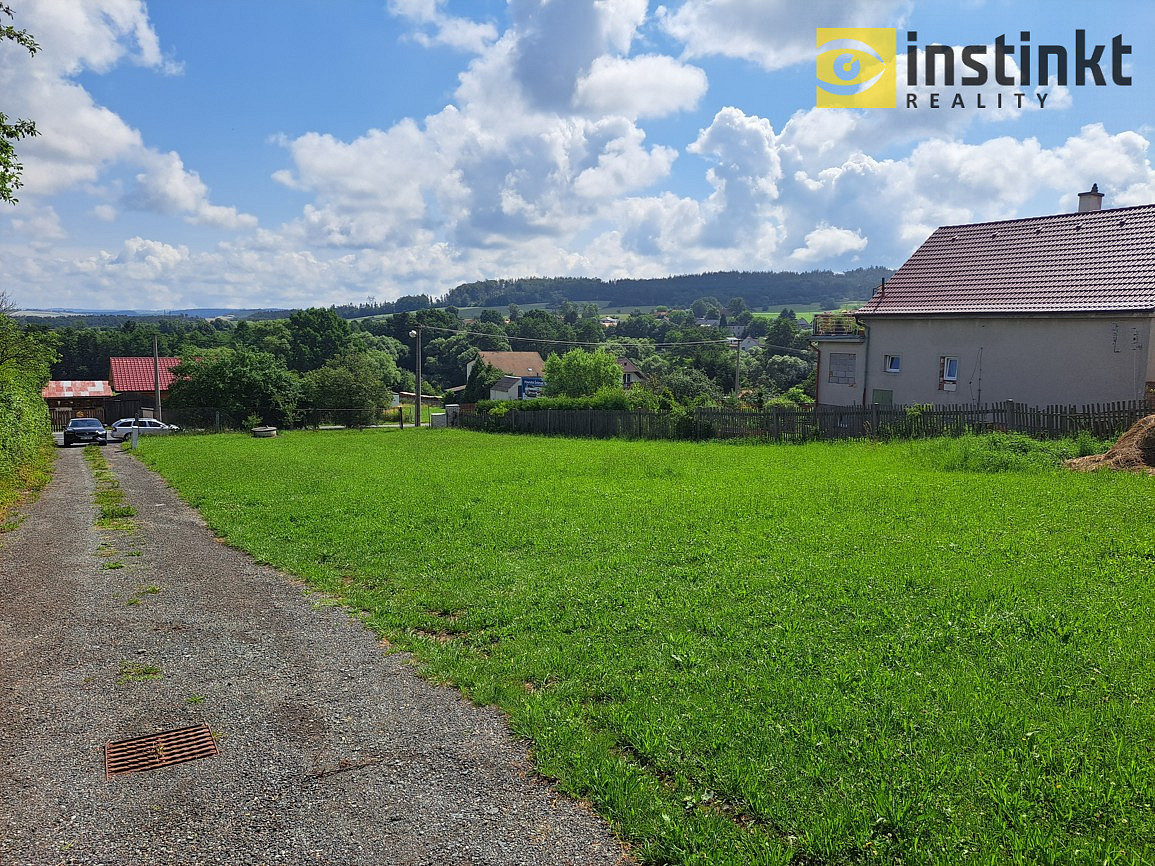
[135,430,1155,865]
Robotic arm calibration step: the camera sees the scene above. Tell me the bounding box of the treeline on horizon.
[16,267,890,329]
[317,266,891,321]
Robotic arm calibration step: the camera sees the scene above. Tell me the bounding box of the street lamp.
[409,327,422,428]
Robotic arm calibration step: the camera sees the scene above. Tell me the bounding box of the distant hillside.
[437,268,892,311]
[14,309,290,329]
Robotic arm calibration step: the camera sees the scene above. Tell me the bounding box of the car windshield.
[67,419,103,429]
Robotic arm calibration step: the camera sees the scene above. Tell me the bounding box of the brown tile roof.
[856,203,1155,316]
[108,357,181,393]
[41,380,115,399]
[478,351,546,377]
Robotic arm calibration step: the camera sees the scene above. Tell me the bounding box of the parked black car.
[62,417,108,446]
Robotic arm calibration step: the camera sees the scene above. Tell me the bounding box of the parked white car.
[108,418,181,440]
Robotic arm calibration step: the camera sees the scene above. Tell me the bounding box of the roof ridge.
[933,202,1155,232]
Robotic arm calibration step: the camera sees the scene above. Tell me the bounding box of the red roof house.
[108,357,181,394]
[813,188,1155,408]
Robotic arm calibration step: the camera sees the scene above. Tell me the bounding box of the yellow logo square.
[816,28,896,108]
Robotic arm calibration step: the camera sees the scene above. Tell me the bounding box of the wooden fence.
[457,400,1151,443]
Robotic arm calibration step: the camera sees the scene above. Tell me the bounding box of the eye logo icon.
[816,28,896,108]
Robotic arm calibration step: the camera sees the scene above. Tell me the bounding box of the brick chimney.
[1078,183,1104,212]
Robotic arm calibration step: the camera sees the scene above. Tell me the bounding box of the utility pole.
[153,335,162,423]
[409,327,422,428]
[734,341,741,397]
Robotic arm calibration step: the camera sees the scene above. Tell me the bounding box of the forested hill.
[438,267,892,310]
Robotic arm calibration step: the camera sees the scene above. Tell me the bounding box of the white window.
[883,354,901,373]
[827,352,856,385]
[939,356,959,391]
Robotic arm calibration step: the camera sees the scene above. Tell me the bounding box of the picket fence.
[457,400,1151,443]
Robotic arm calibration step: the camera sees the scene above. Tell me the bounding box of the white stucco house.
[813,188,1155,408]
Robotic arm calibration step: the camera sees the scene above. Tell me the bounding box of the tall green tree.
[301,350,398,428]
[542,349,622,398]
[168,349,300,427]
[461,359,503,403]
[285,308,352,372]
[1,4,39,205]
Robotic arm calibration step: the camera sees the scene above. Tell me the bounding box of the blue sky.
[2,0,1152,311]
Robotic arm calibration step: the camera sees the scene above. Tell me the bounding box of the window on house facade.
[827,352,856,385]
[883,354,901,373]
[871,389,893,406]
[939,356,959,392]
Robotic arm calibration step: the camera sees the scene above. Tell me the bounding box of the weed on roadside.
[117,661,162,684]
[83,447,136,529]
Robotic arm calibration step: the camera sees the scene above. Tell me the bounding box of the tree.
[461,359,503,403]
[726,296,748,316]
[542,349,622,398]
[691,296,723,319]
[168,349,300,428]
[506,309,573,358]
[0,293,56,376]
[751,353,812,394]
[285,308,352,372]
[478,309,505,326]
[1,4,39,205]
[301,350,398,428]
[656,365,722,405]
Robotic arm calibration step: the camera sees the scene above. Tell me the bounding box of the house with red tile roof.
[813,188,1155,408]
[107,357,181,420]
[108,357,181,394]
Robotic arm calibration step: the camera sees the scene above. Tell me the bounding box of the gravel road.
[0,446,630,866]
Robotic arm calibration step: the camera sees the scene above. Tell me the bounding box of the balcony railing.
[811,312,863,338]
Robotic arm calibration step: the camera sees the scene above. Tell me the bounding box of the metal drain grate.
[105,723,219,779]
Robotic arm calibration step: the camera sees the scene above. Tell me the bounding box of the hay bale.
[1065,414,1155,475]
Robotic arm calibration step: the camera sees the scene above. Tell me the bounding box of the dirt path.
[0,447,629,866]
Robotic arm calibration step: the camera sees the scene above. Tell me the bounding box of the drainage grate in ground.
[105,723,219,779]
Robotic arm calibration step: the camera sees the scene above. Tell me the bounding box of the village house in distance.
[465,351,547,401]
[813,187,1155,408]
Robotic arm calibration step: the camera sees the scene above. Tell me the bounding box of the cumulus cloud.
[387,0,498,53]
[1,2,247,229]
[660,0,911,70]
[3,0,1154,313]
[788,223,868,264]
[574,54,708,119]
[123,151,258,229]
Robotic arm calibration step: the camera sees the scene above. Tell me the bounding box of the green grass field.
[134,430,1154,864]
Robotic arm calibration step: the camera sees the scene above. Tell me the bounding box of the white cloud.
[1,2,245,230]
[7,205,67,244]
[660,0,911,70]
[789,223,867,263]
[575,54,708,119]
[387,0,498,53]
[122,150,258,229]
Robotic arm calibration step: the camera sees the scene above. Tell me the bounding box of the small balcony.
[811,312,864,340]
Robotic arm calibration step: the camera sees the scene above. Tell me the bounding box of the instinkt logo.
[817,28,1132,109]
[816,29,897,108]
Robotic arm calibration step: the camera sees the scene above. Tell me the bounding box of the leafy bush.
[0,316,56,517]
